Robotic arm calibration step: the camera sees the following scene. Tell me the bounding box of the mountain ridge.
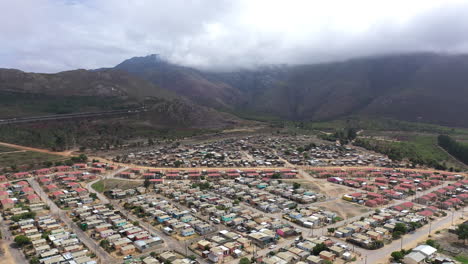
[112,52,468,127]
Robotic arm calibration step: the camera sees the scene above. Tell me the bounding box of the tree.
[293,182,301,189]
[14,235,31,247]
[29,257,40,264]
[455,223,468,245]
[425,239,439,249]
[89,193,97,200]
[239,257,250,264]
[100,239,110,250]
[391,251,404,261]
[393,223,408,234]
[144,178,151,189]
[312,243,327,255]
[327,228,335,234]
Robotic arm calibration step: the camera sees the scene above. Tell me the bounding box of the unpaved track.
[0,142,73,156]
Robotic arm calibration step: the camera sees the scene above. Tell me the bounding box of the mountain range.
[2,52,468,128]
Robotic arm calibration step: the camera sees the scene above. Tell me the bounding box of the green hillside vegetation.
[0,151,65,170]
[0,91,130,117]
[354,136,459,170]
[438,135,468,165]
[280,117,468,135]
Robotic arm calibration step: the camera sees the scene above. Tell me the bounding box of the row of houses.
[16,215,96,264]
[72,204,163,256]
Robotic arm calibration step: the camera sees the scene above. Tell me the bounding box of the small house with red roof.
[0,175,6,182]
[16,181,29,186]
[27,194,41,203]
[91,168,106,174]
[1,198,14,209]
[416,195,431,205]
[457,193,468,201]
[439,201,453,209]
[35,168,51,175]
[435,188,447,196]
[0,190,9,199]
[13,172,30,179]
[365,199,378,207]
[426,193,437,201]
[22,187,34,195]
[51,191,65,199]
[74,187,88,196]
[417,210,434,218]
[39,178,52,185]
[418,182,432,190]
[45,184,59,192]
[0,183,9,191]
[400,202,414,209]
[366,192,383,199]
[374,177,389,184]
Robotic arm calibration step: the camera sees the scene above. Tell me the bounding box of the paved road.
[28,178,117,263]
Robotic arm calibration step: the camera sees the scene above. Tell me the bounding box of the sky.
[2,0,468,73]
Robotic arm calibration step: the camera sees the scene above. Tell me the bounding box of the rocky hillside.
[113,53,468,127]
[0,68,243,129]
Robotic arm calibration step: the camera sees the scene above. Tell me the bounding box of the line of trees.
[438,135,468,165]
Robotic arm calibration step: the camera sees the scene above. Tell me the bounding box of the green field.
[454,255,468,264]
[91,179,141,192]
[0,151,65,168]
[91,180,104,192]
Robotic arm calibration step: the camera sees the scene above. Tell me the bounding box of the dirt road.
[0,142,73,156]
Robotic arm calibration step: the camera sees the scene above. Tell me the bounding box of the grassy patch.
[0,151,64,168]
[91,181,104,192]
[91,179,141,192]
[0,145,17,153]
[454,255,468,264]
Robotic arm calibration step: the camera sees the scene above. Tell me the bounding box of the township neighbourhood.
[0,154,466,264]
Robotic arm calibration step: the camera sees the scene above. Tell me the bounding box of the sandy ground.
[0,241,16,264]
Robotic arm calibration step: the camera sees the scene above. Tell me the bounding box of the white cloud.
[1,0,468,72]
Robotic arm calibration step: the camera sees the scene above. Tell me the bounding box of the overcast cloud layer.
[2,0,468,73]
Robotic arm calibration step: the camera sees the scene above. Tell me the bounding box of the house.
[1,198,14,209]
[248,232,274,248]
[412,245,437,258]
[319,251,335,261]
[27,194,41,204]
[160,252,178,262]
[0,191,9,199]
[181,228,195,237]
[22,187,34,195]
[197,240,211,250]
[403,252,426,264]
[120,244,136,255]
[306,255,323,264]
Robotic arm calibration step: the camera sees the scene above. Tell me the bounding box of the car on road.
[269,244,276,249]
[124,255,133,260]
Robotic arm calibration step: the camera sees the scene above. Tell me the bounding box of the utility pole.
[428,221,432,237]
[452,209,455,226]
